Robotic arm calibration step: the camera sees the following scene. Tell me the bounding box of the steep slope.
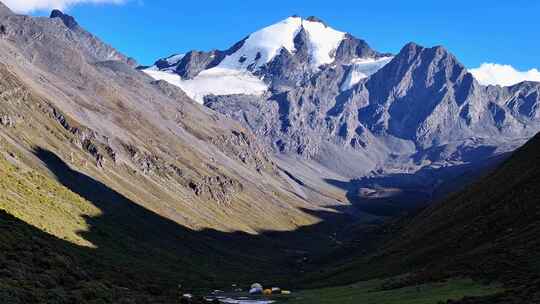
[0,9,343,234]
[0,145,306,302]
[304,132,540,302]
[387,132,540,281]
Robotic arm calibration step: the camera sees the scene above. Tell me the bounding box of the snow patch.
[302,19,346,68]
[143,68,268,104]
[164,53,185,65]
[341,57,393,91]
[470,63,540,86]
[218,17,303,70]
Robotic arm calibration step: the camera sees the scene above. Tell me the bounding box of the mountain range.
[147,16,540,212]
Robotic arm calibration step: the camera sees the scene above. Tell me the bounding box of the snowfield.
[143,68,268,104]
[341,57,394,91]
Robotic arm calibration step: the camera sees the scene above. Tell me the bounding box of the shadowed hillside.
[303,133,540,303]
[0,146,361,302]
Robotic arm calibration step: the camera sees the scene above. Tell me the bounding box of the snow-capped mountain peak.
[217,16,346,71]
[144,16,388,103]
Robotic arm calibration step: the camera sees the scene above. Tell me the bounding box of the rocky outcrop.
[335,34,391,63]
[161,40,245,79]
[0,114,14,127]
[174,50,224,79]
[45,103,114,167]
[188,175,243,206]
[123,143,183,178]
[211,130,274,173]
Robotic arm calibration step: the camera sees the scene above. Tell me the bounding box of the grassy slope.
[285,279,502,304]
[299,133,540,302]
[0,145,273,302]
[0,141,353,302]
[0,143,208,301]
[0,151,167,302]
[0,148,100,247]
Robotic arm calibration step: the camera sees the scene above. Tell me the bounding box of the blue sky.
[22,0,539,69]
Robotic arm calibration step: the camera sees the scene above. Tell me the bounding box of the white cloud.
[4,0,126,14]
[470,63,540,87]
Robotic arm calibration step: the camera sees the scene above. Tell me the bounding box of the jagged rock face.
[174,50,224,79]
[335,34,391,63]
[360,43,482,145]
[357,43,540,149]
[258,28,313,89]
[499,81,540,120]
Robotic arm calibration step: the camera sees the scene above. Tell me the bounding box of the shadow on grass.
[1,147,371,302]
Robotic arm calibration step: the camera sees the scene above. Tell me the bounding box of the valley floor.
[204,278,502,304]
[283,278,502,304]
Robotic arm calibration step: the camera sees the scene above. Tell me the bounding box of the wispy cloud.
[4,0,126,14]
[470,63,540,87]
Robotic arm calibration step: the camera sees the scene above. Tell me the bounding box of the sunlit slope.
[0,146,100,247]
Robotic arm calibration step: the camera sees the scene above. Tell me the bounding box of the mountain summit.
[218,16,346,70]
[50,9,78,29]
[144,16,390,103]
